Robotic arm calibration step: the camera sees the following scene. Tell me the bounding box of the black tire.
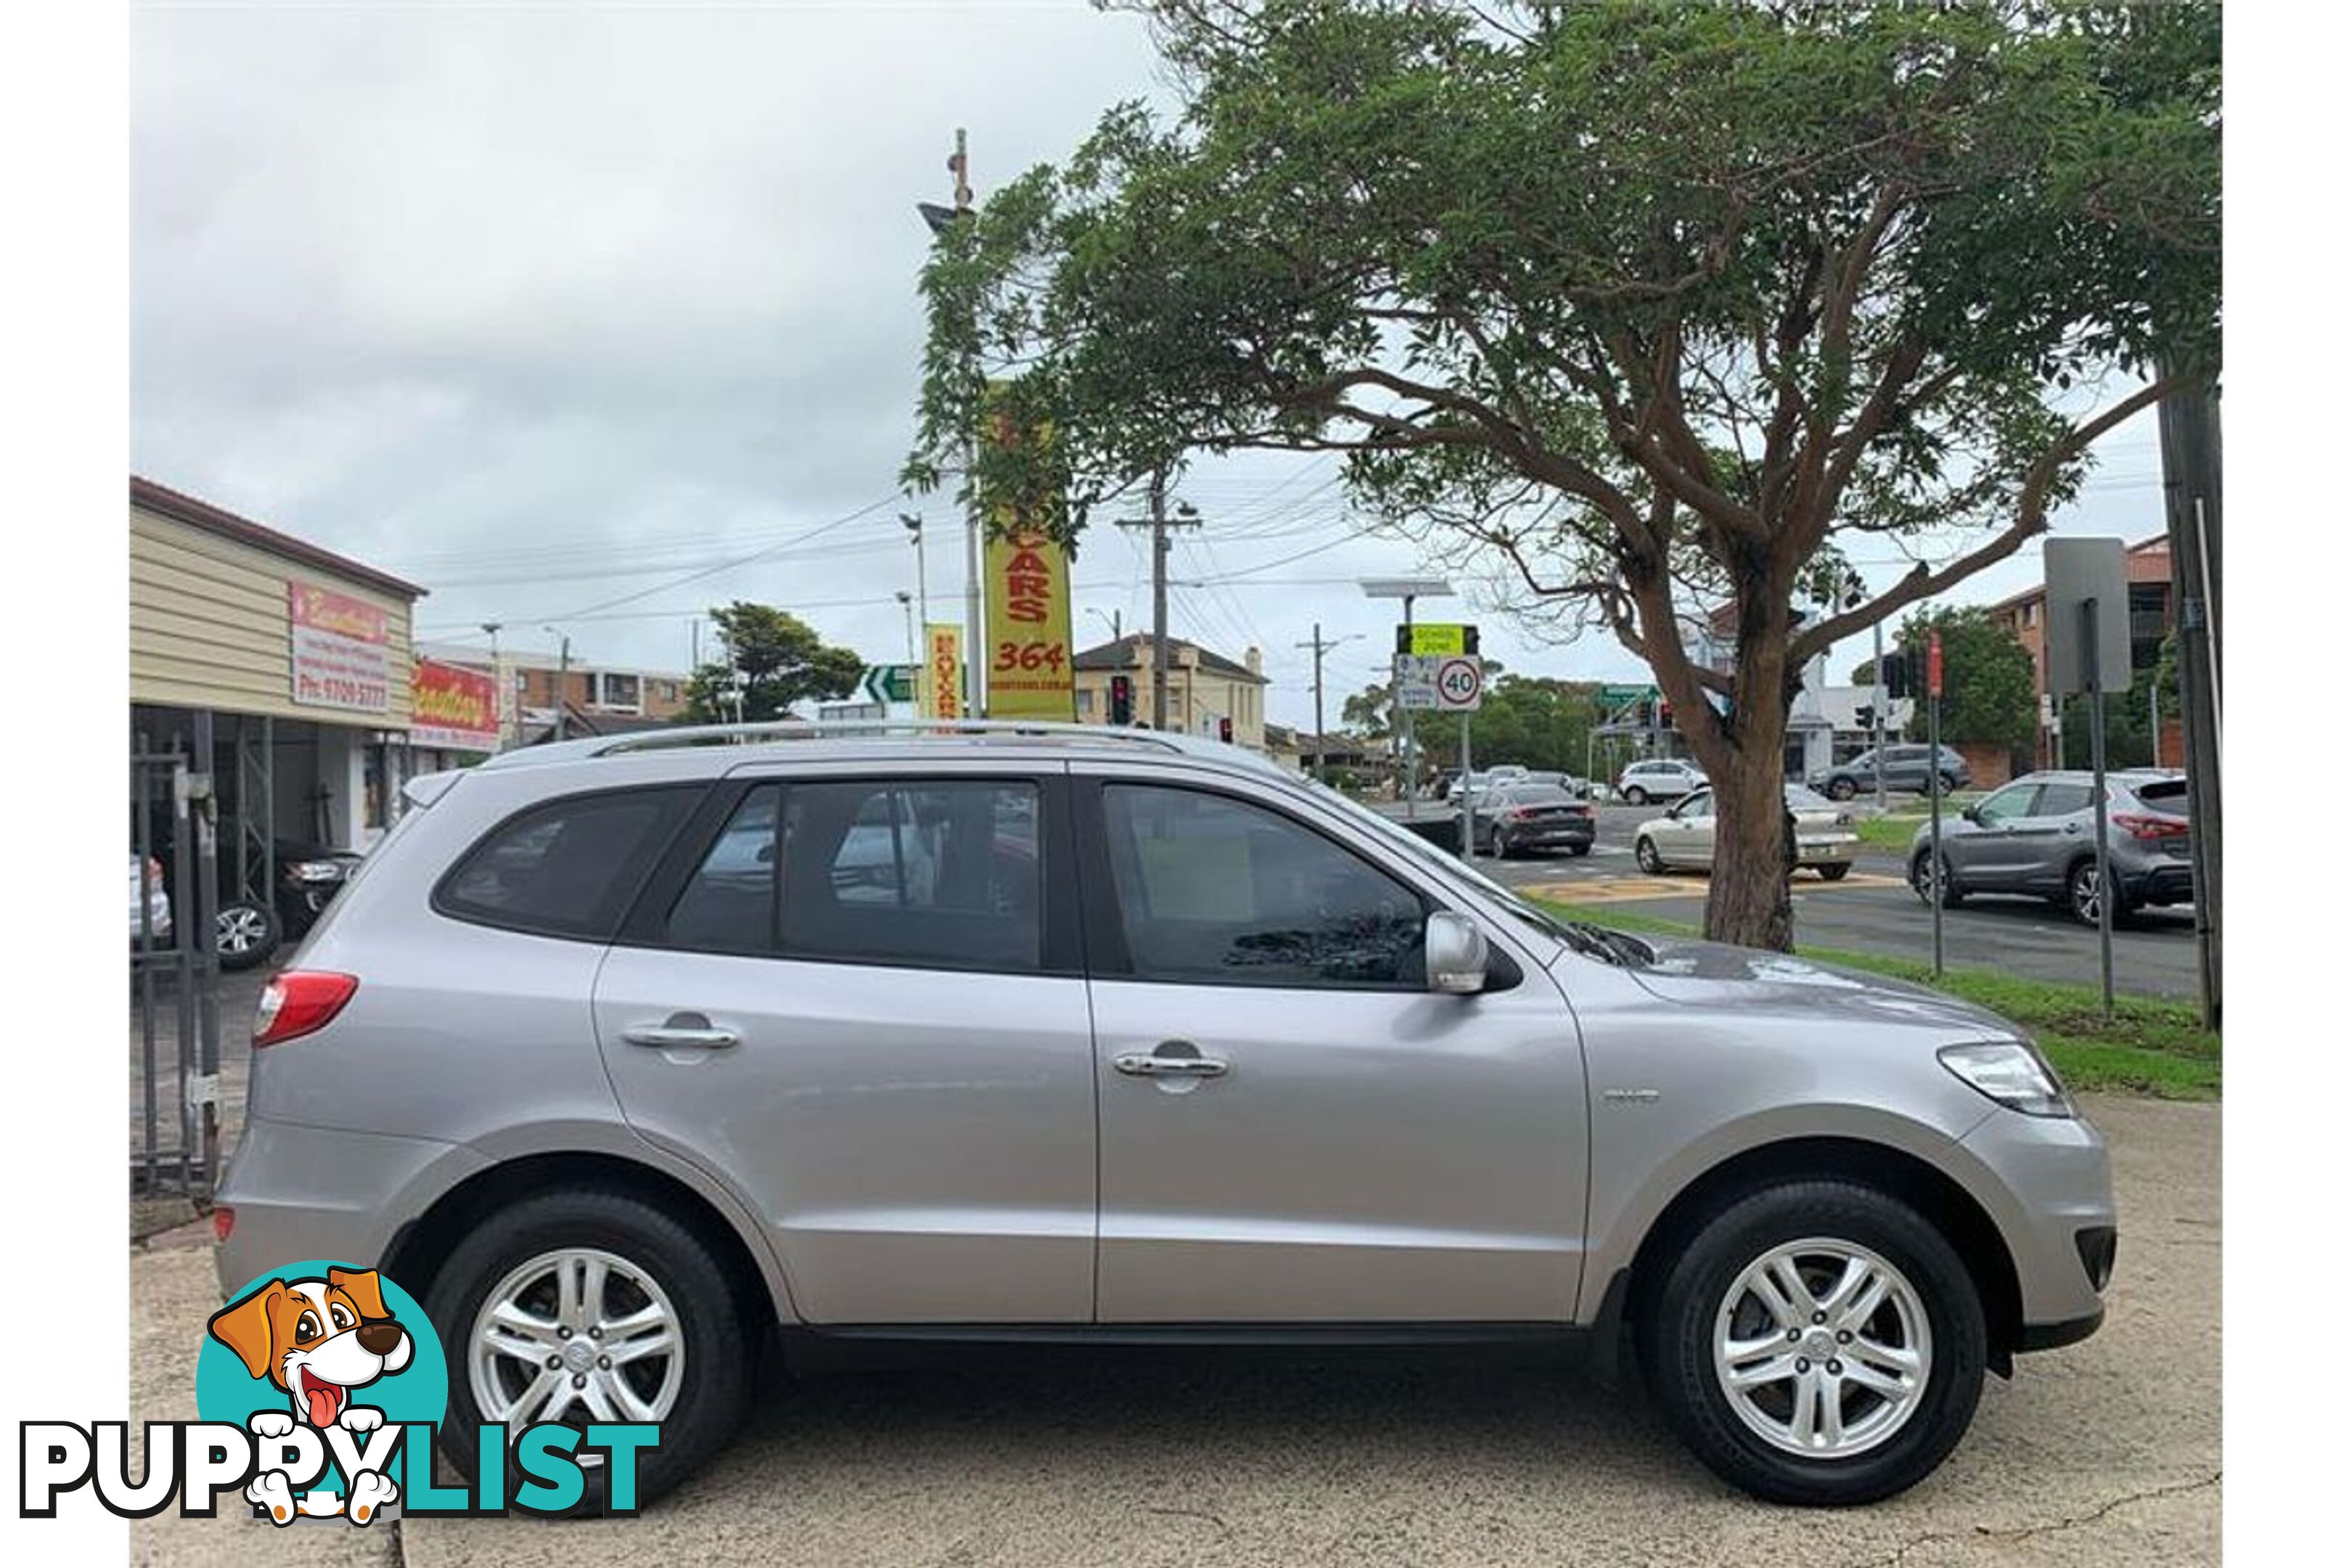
[1496,829,1519,859]
[2065,859,2117,928]
[1567,842,1591,857]
[426,1188,752,1513]
[214,900,281,971]
[1638,1179,1988,1506]
[1825,777,1857,801]
[1816,862,1851,882]
[1635,836,1665,875]
[1624,786,1649,807]
[1908,850,1963,909]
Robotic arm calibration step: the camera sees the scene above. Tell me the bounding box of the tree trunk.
[1700,632,1797,952]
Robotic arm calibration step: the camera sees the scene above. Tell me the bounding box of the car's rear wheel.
[1825,777,1857,801]
[428,1188,751,1511]
[1567,842,1591,857]
[1641,1180,1987,1506]
[1908,850,1963,909]
[1635,836,1665,875]
[1817,863,1851,882]
[2066,859,2117,928]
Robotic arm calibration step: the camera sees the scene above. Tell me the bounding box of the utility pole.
[919,131,986,719]
[902,513,930,653]
[481,622,503,752]
[542,628,571,742]
[1294,624,1358,782]
[2158,371,2222,1029]
[896,591,918,667]
[1116,467,1199,730]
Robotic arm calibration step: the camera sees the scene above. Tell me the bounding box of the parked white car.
[1634,784,1860,881]
[128,854,173,947]
[1614,758,1707,805]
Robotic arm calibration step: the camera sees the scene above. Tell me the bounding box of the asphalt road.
[1387,801,2204,1002]
[128,1092,2220,1567]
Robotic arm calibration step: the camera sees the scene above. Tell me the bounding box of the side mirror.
[1425,912,1490,995]
[1960,804,1983,825]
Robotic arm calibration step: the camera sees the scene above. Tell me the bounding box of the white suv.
[1614,758,1707,805]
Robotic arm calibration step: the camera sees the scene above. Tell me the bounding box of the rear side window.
[437,785,701,940]
[780,780,1042,972]
[2033,781,2096,817]
[664,785,781,953]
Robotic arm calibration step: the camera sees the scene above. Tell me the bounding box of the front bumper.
[1957,1104,2117,1342]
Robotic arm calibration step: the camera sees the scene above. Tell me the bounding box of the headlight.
[1939,1041,2074,1118]
[285,860,346,883]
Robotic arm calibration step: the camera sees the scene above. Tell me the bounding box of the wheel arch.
[1616,1135,2025,1373]
[381,1150,786,1341]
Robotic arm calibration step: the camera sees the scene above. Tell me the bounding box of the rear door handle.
[1114,1048,1229,1079]
[622,1012,739,1050]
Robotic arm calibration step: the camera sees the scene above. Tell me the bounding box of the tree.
[681,601,864,723]
[907,0,2219,949]
[1895,607,2035,751]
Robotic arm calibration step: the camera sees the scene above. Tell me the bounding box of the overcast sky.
[131,1,2171,731]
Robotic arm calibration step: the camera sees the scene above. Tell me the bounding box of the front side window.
[1101,785,1425,989]
[780,780,1041,972]
[1973,783,2038,825]
[438,786,699,939]
[1677,791,1714,820]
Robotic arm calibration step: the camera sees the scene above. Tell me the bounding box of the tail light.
[2113,813,2189,842]
[213,1206,236,1244]
[1508,808,1534,821]
[253,971,359,1048]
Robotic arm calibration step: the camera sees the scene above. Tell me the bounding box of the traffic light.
[1881,651,1912,699]
[1218,716,1233,743]
[1108,674,1134,726]
[1855,703,1875,730]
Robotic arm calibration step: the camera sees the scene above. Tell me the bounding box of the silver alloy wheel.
[1713,1237,1933,1461]
[1636,836,1664,875]
[2070,862,2104,924]
[470,1247,686,1449]
[217,905,269,953]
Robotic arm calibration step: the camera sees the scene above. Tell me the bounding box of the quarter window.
[664,786,781,952]
[1101,785,1426,989]
[437,787,699,939]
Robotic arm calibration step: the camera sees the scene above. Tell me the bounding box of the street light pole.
[480,621,503,752]
[896,591,918,668]
[901,513,929,650]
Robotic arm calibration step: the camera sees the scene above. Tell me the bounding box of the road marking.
[1522,873,1909,906]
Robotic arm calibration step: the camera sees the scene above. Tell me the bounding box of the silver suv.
[215,722,2112,1508]
[1909,769,2194,926]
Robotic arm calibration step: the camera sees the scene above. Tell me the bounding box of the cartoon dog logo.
[208,1266,413,1524]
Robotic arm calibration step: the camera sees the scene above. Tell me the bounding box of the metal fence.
[131,734,223,1201]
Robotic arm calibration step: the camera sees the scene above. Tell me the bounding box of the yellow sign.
[923,624,963,720]
[983,529,1075,720]
[1409,624,1470,656]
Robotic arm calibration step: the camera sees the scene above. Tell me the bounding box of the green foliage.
[1895,605,2035,748]
[681,602,864,723]
[910,0,2219,947]
[1339,669,1598,777]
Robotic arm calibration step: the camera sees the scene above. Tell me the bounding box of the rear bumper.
[2123,861,2194,905]
[213,1114,489,1296]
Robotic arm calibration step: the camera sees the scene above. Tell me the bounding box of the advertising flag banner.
[976,380,1076,722]
[409,659,500,751]
[924,624,964,720]
[289,580,391,714]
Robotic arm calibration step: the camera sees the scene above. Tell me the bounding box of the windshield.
[1297,778,1651,966]
[1784,784,1834,809]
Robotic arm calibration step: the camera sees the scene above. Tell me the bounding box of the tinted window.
[2033,781,2096,817]
[1103,785,1425,989]
[664,786,780,952]
[1784,785,1833,809]
[438,786,698,939]
[780,780,1041,972]
[1502,785,1575,807]
[1678,791,1714,819]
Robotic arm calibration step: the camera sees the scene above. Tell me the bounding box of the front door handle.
[1114,1042,1230,1079]
[622,1011,739,1050]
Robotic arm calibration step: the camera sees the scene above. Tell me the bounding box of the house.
[1689,603,1837,781]
[1989,534,2181,768]
[1071,634,1270,751]
[416,641,694,750]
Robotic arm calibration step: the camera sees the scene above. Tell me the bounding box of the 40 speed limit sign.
[1434,654,1483,711]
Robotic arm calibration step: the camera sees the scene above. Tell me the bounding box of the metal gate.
[131,732,223,1201]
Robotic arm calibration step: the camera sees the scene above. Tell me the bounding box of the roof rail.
[586,717,1201,759]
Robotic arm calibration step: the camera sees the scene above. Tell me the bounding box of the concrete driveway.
[130,1094,2218,1567]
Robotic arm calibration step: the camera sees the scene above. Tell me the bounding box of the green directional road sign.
[859,665,918,704]
[1598,682,1659,709]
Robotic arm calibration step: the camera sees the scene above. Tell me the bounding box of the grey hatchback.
[214,721,2112,1508]
[1908,770,2193,926]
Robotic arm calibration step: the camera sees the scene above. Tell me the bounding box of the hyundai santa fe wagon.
[213,722,2113,1508]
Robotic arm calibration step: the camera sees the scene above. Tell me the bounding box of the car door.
[2004,778,2096,896]
[1945,780,2040,884]
[592,763,1098,1325]
[1076,767,1589,1323]
[1665,788,1715,867]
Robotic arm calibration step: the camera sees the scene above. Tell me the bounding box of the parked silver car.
[1634,784,1861,880]
[216,722,2111,1508]
[1908,770,2192,926]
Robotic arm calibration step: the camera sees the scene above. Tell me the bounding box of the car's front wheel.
[1641,1180,1988,1506]
[1824,777,1857,801]
[1908,850,1964,909]
[427,1188,752,1511]
[1635,836,1665,875]
[1817,863,1851,882]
